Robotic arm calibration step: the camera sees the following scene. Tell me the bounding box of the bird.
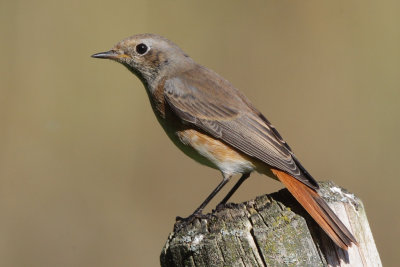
[92,33,357,250]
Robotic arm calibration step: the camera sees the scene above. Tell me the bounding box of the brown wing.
[164,65,318,189]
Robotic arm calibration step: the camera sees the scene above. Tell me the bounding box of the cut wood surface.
[160,181,381,267]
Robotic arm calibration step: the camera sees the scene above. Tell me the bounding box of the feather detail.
[163,65,318,189]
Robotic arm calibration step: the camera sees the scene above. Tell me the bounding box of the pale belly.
[171,128,257,175]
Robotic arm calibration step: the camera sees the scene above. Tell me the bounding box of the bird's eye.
[136,43,148,55]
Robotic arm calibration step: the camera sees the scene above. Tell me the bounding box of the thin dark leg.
[191,174,232,215]
[176,174,232,221]
[218,173,250,206]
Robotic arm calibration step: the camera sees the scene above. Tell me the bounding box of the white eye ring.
[136,43,150,55]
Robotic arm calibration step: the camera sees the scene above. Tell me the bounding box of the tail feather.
[271,169,358,250]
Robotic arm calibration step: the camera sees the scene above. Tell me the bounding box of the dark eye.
[136,43,148,55]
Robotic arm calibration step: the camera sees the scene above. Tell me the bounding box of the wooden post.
[160,181,381,267]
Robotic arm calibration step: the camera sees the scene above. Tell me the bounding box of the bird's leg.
[216,173,250,211]
[175,173,232,227]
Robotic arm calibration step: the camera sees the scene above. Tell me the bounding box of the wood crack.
[160,182,381,267]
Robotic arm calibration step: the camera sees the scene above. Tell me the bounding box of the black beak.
[91,50,120,59]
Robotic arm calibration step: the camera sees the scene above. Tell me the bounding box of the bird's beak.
[91,50,130,60]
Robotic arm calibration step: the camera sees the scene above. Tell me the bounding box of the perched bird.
[92,33,357,249]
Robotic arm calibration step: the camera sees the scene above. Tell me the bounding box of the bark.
[160,181,381,267]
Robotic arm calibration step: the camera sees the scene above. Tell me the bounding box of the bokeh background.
[1,1,399,266]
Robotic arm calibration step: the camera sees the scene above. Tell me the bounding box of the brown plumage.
[163,65,318,189]
[92,33,358,249]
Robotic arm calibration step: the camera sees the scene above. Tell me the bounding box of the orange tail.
[271,169,358,250]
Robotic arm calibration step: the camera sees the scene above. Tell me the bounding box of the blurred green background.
[1,0,399,266]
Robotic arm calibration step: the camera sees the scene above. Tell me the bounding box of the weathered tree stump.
[160,181,381,267]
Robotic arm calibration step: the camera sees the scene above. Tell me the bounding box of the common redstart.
[92,34,357,249]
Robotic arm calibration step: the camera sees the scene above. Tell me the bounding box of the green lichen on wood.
[160,182,364,267]
[248,198,323,267]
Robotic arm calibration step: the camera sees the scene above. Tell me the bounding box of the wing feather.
[164,66,318,189]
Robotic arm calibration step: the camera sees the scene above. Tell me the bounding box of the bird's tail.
[271,168,358,250]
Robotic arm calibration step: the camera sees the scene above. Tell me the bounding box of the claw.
[215,203,226,212]
[174,212,211,232]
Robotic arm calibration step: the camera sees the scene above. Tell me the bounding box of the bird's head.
[92,33,193,87]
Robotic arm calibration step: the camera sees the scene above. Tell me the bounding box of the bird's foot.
[215,202,237,212]
[174,212,213,232]
[215,203,226,212]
